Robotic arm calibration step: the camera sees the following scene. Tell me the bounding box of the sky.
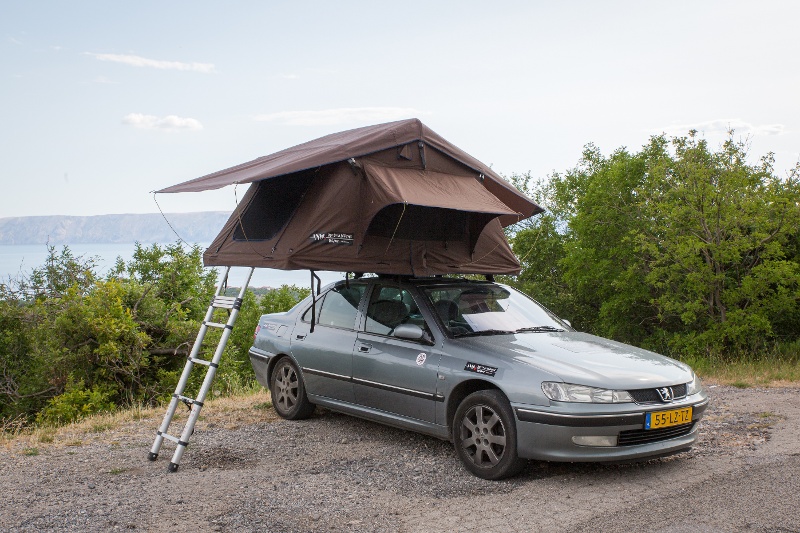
[2,1,799,220]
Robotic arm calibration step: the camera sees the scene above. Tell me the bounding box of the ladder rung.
[159,432,181,444]
[189,357,218,368]
[174,394,203,407]
[212,296,241,309]
[203,321,230,329]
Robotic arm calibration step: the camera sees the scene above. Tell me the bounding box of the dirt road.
[1,384,798,532]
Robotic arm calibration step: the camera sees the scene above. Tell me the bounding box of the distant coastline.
[0,241,342,289]
[0,212,232,245]
[0,211,345,288]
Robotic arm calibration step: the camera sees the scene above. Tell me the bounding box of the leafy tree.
[260,284,311,315]
[1,243,321,426]
[510,132,800,358]
[637,133,800,355]
[0,243,220,424]
[509,147,660,341]
[0,247,101,420]
[0,288,49,418]
[24,245,97,300]
[504,172,577,324]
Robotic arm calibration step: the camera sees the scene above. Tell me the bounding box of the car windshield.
[422,283,567,337]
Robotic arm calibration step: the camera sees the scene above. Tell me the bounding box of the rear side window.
[303,285,365,330]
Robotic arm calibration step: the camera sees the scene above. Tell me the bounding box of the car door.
[353,283,441,422]
[290,284,366,403]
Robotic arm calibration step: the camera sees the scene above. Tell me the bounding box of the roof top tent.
[158,118,543,277]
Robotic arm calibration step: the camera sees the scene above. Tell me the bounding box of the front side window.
[423,283,566,337]
[303,285,365,330]
[365,285,430,337]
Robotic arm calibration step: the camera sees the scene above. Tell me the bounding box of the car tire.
[270,357,315,420]
[453,389,527,480]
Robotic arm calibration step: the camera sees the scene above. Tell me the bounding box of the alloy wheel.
[274,362,299,414]
[459,404,507,467]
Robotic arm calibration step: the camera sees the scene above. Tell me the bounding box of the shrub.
[36,378,116,425]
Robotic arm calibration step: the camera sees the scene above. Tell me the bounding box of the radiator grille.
[628,383,687,404]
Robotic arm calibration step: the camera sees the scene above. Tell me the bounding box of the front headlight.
[541,382,633,403]
[686,372,703,395]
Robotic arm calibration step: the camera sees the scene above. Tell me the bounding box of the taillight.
[254,325,261,339]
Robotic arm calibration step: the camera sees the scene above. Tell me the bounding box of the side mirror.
[562,319,572,328]
[393,324,424,340]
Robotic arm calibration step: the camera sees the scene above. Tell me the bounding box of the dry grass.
[692,357,800,389]
[1,389,277,451]
[4,356,799,452]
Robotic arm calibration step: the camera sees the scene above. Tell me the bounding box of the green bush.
[36,378,116,425]
[1,243,218,425]
[0,239,313,426]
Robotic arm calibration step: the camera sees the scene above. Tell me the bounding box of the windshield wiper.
[453,329,516,338]
[515,325,564,333]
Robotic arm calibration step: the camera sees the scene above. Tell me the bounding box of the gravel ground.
[1,384,798,532]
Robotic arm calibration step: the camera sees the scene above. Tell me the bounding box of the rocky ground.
[1,384,798,532]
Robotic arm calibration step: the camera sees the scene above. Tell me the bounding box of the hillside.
[0,212,232,245]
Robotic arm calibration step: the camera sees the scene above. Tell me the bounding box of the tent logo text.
[310,232,354,245]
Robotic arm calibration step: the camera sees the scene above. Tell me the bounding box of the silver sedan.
[249,277,708,479]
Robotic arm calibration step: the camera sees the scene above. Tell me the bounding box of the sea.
[0,243,342,289]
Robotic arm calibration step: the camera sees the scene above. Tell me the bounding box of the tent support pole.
[310,270,321,333]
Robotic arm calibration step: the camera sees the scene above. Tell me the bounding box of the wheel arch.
[266,352,295,388]
[446,379,504,438]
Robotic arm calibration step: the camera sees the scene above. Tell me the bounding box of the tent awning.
[157,118,543,222]
[362,162,520,219]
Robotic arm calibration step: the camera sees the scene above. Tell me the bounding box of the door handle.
[295,334,306,340]
[358,343,372,353]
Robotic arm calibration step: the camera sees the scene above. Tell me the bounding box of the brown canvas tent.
[158,118,543,276]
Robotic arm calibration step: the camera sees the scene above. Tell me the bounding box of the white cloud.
[278,73,300,80]
[254,107,427,126]
[657,119,786,138]
[93,75,118,84]
[8,36,23,45]
[86,53,215,73]
[122,113,203,131]
[750,123,786,136]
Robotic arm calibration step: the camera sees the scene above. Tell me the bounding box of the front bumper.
[512,395,709,462]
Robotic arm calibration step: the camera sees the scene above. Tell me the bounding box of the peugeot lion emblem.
[657,386,674,402]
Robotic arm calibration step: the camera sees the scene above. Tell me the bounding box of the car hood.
[455,331,691,390]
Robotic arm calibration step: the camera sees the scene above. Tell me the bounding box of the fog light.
[572,435,618,447]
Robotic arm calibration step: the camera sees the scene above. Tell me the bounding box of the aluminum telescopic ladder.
[148,266,254,472]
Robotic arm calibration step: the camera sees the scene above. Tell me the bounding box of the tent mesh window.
[367,204,494,242]
[233,170,316,241]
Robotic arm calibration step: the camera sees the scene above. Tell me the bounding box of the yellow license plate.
[645,406,693,430]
